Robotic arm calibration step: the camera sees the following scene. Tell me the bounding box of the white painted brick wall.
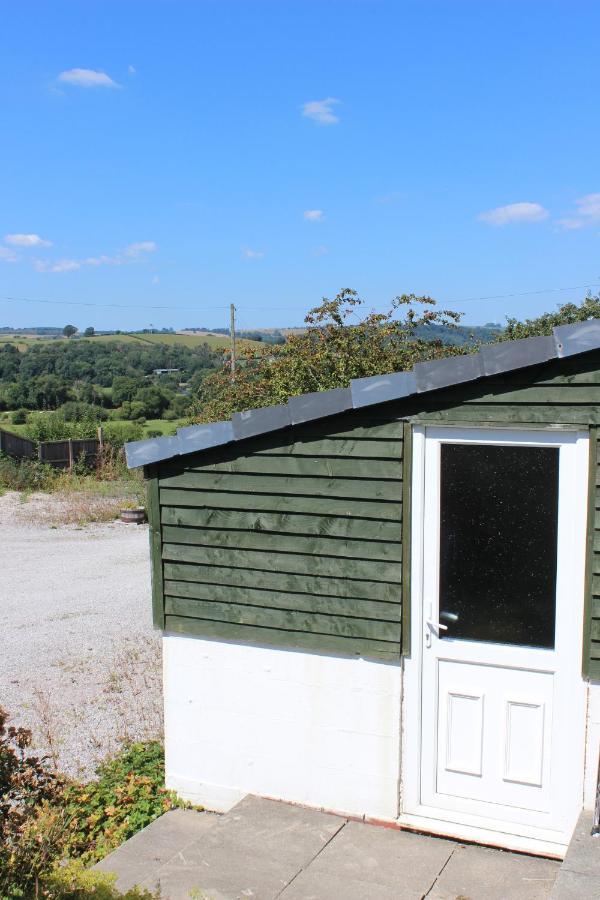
[584,681,600,809]
[163,633,402,820]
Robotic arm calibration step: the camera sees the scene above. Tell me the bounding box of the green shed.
[126,320,600,858]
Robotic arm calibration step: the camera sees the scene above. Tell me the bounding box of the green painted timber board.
[159,487,402,520]
[164,614,401,660]
[164,595,401,641]
[163,578,400,620]
[146,474,165,630]
[158,470,402,501]
[161,524,400,562]
[162,561,399,602]
[161,542,401,582]
[161,505,402,541]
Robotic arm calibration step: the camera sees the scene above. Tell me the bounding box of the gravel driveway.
[0,492,161,777]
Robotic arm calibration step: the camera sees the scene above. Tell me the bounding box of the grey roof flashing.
[125,319,600,469]
[414,354,484,393]
[232,403,291,440]
[288,387,352,424]
[351,371,416,408]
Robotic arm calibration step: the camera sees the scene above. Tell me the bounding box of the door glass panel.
[439,443,559,648]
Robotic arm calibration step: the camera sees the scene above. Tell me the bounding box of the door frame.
[399,424,589,857]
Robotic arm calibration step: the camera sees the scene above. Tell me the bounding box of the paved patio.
[96,796,562,899]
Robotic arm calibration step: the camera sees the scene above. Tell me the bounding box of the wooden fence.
[0,428,102,469]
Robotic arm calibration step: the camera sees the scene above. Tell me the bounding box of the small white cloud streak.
[477,202,549,226]
[0,246,18,263]
[313,245,329,257]
[301,98,340,125]
[34,241,157,274]
[557,193,600,230]
[128,65,136,75]
[242,248,264,260]
[304,209,325,222]
[5,233,52,247]
[58,68,119,88]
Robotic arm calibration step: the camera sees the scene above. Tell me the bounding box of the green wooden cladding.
[147,413,404,660]
[147,349,600,676]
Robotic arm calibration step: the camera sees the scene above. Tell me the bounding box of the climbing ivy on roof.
[190,288,467,424]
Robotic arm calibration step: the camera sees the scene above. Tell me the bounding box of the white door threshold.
[397,812,567,859]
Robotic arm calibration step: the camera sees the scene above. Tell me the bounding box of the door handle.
[426,619,448,633]
[425,618,448,647]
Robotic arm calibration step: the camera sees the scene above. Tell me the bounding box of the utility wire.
[0,280,599,314]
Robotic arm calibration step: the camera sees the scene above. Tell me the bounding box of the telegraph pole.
[230,303,236,381]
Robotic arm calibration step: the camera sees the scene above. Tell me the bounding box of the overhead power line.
[0,280,599,314]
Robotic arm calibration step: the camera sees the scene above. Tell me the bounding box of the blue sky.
[1,0,599,332]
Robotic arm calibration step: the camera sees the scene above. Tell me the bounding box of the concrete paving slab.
[95,809,218,893]
[428,844,560,900]
[281,868,422,900]
[550,811,600,898]
[145,796,346,899]
[548,867,600,899]
[281,820,454,898]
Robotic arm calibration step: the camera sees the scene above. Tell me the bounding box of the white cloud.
[58,68,119,88]
[34,240,157,273]
[557,193,600,230]
[477,202,549,226]
[0,246,18,263]
[35,259,81,273]
[242,248,264,260]
[5,233,52,247]
[301,98,340,125]
[123,241,157,257]
[312,245,329,257]
[128,65,136,76]
[304,209,325,222]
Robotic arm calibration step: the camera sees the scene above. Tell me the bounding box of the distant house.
[126,320,600,859]
[153,368,180,376]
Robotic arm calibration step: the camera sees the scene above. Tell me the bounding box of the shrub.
[0,706,179,898]
[41,861,159,898]
[11,408,27,425]
[63,741,179,865]
[0,455,58,492]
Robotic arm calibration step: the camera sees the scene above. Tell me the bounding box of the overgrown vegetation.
[0,706,178,898]
[191,289,600,424]
[191,289,467,422]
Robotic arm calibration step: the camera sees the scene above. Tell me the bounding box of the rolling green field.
[0,411,187,438]
[0,331,263,351]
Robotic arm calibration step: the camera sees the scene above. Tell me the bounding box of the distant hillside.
[412,322,503,346]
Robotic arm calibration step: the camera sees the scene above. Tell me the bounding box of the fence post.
[97,426,104,449]
[68,438,74,471]
[38,442,43,462]
[0,429,4,454]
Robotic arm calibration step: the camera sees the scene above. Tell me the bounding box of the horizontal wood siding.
[153,350,600,673]
[155,415,403,659]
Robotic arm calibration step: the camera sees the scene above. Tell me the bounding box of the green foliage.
[101,421,145,447]
[502,293,600,340]
[41,861,159,899]
[63,325,78,339]
[192,288,465,423]
[83,327,95,337]
[11,407,27,425]
[63,742,180,865]
[24,411,100,442]
[0,455,58,492]
[0,706,66,898]
[0,705,180,899]
[60,401,109,423]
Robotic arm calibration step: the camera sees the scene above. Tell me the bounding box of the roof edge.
[125,319,600,469]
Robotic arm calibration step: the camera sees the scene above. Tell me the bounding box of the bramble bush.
[0,706,181,898]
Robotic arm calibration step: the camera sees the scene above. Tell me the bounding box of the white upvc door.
[401,426,589,857]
